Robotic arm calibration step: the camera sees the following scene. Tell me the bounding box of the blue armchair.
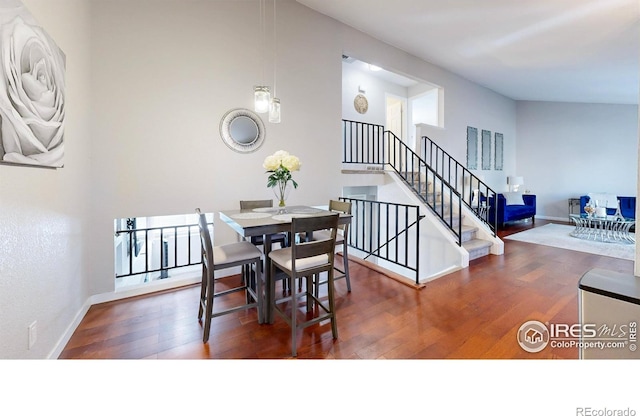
[489,193,536,228]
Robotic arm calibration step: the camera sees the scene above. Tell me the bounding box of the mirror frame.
[219,108,266,153]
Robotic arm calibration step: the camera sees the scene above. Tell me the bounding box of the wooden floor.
[59,219,634,359]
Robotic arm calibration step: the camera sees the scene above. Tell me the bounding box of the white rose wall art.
[0,0,65,168]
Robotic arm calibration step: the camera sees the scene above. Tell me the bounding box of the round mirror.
[220,108,266,153]
[229,116,259,145]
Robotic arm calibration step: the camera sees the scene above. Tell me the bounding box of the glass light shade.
[269,97,281,123]
[254,86,270,113]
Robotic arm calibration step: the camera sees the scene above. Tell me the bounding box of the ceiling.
[297,0,639,105]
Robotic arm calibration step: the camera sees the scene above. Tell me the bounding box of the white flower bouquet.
[263,150,301,207]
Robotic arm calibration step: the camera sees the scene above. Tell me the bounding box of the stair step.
[462,239,492,260]
[461,225,478,242]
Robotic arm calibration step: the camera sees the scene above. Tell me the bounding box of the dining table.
[219,205,352,323]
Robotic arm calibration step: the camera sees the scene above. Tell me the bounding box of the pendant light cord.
[272,0,277,97]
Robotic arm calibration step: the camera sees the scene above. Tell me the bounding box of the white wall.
[342,61,408,125]
[343,36,517,192]
[0,0,92,358]
[88,0,345,296]
[516,101,638,220]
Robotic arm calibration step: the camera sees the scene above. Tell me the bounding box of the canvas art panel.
[466,126,477,170]
[0,0,66,168]
[481,129,491,170]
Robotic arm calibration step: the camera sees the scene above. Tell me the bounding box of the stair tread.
[462,239,492,250]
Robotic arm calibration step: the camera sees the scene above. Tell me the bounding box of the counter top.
[579,268,640,306]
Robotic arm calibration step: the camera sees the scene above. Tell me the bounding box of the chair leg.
[198,267,206,321]
[305,275,313,312]
[342,244,351,292]
[268,262,277,324]
[255,259,264,324]
[243,264,252,304]
[203,271,215,343]
[327,271,338,339]
[291,278,298,357]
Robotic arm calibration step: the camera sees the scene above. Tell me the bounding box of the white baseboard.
[48,298,92,359]
[536,215,571,222]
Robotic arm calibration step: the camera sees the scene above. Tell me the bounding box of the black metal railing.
[386,130,463,245]
[343,119,385,165]
[340,197,423,284]
[342,119,468,245]
[114,220,209,279]
[421,136,497,235]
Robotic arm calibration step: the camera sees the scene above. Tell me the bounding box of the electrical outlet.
[28,321,37,350]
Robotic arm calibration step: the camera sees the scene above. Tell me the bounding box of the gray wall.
[516,101,638,220]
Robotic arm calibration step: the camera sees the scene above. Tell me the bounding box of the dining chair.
[196,208,264,343]
[310,199,352,294]
[239,199,288,248]
[267,213,340,357]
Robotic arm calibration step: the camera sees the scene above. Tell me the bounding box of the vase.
[594,200,607,218]
[273,181,291,209]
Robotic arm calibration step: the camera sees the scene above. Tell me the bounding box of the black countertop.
[579,268,640,306]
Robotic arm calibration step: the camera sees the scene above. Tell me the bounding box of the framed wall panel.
[494,132,503,170]
[481,129,491,170]
[466,126,477,169]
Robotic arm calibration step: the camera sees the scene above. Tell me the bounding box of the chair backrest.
[329,199,351,215]
[240,199,273,210]
[328,199,351,236]
[195,208,213,272]
[290,213,339,274]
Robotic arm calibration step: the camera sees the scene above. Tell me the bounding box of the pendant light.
[254,85,270,113]
[254,0,270,113]
[268,0,281,123]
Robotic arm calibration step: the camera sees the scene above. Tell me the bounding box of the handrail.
[340,197,422,284]
[385,130,463,245]
[421,136,498,235]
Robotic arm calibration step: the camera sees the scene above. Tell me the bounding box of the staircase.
[461,225,492,260]
[342,119,499,265]
[401,170,493,260]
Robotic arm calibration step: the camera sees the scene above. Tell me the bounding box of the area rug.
[504,223,635,261]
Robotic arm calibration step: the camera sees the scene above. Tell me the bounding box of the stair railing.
[422,136,498,236]
[385,131,463,245]
[342,119,468,245]
[340,197,423,284]
[342,119,385,165]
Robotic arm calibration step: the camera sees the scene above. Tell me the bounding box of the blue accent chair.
[489,194,536,228]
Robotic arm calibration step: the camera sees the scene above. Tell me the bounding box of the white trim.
[535,215,569,222]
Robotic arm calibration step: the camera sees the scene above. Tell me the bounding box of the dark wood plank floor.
[59,219,634,359]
